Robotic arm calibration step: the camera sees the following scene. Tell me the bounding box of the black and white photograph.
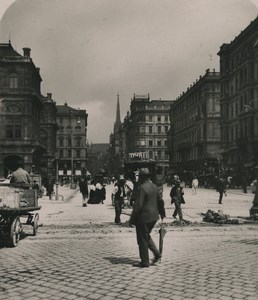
[0,0,258,299]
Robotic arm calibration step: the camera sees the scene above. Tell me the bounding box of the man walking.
[129,168,166,268]
[216,177,226,204]
[112,176,126,225]
[79,177,89,207]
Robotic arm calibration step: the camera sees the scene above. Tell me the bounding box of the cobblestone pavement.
[0,185,257,300]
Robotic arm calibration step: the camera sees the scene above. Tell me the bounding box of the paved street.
[0,185,257,300]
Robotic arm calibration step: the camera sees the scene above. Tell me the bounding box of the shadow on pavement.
[104,256,138,265]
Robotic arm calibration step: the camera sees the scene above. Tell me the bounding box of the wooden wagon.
[0,186,41,247]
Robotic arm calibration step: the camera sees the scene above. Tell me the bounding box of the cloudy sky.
[0,0,258,143]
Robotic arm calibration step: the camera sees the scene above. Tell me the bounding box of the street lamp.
[70,110,80,189]
[217,157,221,178]
[70,111,74,189]
[55,152,59,200]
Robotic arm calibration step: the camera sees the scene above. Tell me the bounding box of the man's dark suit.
[130,178,166,267]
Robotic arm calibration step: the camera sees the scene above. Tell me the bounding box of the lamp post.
[70,111,74,189]
[70,128,74,188]
[70,110,80,189]
[217,157,221,178]
[55,153,59,200]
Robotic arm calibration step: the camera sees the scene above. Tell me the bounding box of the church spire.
[114,93,121,131]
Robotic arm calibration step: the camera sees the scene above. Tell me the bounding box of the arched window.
[9,73,18,88]
[6,116,22,139]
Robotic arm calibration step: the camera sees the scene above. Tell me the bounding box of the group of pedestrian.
[6,161,238,269]
[87,179,106,205]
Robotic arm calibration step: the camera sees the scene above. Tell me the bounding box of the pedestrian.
[95,181,105,204]
[170,178,184,222]
[45,178,54,200]
[192,176,199,195]
[129,168,166,268]
[79,177,89,207]
[88,180,97,204]
[112,176,126,224]
[10,160,31,188]
[124,177,134,207]
[216,177,226,204]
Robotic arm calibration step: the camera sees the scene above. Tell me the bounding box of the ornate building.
[124,94,173,177]
[218,17,258,181]
[56,103,88,178]
[168,69,221,182]
[0,42,57,179]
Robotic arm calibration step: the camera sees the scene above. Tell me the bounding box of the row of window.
[137,139,168,147]
[58,126,82,133]
[221,117,256,143]
[58,117,81,124]
[139,125,169,134]
[221,91,255,119]
[221,43,254,74]
[146,150,168,160]
[2,73,33,88]
[173,145,206,163]
[58,149,82,159]
[145,115,169,122]
[58,137,82,147]
[173,122,220,146]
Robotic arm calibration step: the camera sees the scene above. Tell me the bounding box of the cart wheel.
[33,213,39,236]
[9,217,22,247]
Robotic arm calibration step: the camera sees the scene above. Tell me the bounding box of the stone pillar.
[250,166,258,217]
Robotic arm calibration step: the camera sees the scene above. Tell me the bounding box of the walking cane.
[158,219,167,263]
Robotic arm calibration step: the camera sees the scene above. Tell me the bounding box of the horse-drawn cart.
[0,186,41,247]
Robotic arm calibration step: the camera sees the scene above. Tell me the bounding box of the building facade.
[124,94,173,177]
[168,69,221,183]
[56,103,88,178]
[0,42,57,179]
[218,17,258,182]
[40,93,58,179]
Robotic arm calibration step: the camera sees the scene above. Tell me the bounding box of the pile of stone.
[202,209,244,224]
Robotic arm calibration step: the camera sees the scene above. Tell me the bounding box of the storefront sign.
[129,152,145,159]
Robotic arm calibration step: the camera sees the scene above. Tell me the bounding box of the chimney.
[47,93,52,99]
[23,47,31,57]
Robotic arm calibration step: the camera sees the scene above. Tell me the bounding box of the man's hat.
[139,168,150,175]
